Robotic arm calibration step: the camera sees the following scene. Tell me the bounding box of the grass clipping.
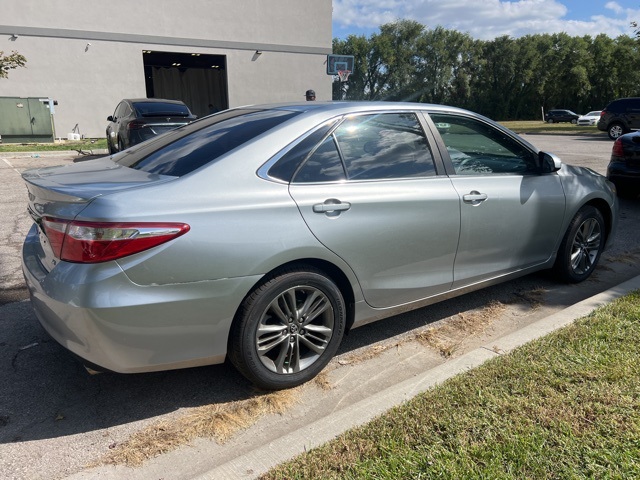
[97,388,299,468]
[416,300,506,357]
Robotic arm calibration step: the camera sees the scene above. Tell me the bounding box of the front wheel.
[553,206,605,283]
[571,119,577,124]
[608,123,625,140]
[228,266,346,390]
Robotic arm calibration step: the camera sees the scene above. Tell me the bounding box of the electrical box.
[0,97,55,143]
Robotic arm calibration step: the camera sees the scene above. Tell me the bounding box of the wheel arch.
[583,198,614,244]
[230,258,357,336]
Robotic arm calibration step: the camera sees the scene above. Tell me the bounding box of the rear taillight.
[612,138,625,158]
[41,218,190,263]
[127,120,146,130]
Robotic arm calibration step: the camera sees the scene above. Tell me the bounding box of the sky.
[332,0,640,40]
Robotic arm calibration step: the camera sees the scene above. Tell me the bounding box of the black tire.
[571,119,577,124]
[547,118,554,124]
[553,206,605,283]
[608,123,625,140]
[228,266,346,390]
[118,139,126,152]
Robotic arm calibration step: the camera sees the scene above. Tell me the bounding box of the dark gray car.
[106,98,196,154]
[597,97,640,140]
[22,102,618,389]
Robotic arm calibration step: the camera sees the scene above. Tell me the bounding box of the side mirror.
[539,151,562,173]
[107,115,114,122]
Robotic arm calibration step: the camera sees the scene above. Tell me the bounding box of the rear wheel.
[228,266,346,390]
[608,123,625,140]
[553,206,605,283]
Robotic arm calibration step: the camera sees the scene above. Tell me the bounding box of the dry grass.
[313,371,334,391]
[95,388,300,467]
[512,286,547,309]
[416,300,506,356]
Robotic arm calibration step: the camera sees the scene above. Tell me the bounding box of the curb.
[194,274,640,479]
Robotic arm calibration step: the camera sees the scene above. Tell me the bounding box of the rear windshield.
[114,108,300,176]
[133,102,191,117]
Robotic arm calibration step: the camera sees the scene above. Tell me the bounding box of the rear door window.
[294,112,436,182]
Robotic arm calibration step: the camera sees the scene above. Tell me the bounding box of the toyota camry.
[22,102,618,389]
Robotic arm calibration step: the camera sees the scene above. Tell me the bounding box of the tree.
[0,50,26,79]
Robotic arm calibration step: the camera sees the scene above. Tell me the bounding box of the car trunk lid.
[22,157,176,269]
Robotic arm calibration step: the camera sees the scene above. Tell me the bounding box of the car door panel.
[449,174,565,286]
[290,179,461,308]
[425,112,567,287]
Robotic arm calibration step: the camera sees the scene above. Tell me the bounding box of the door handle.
[463,191,488,205]
[313,199,351,214]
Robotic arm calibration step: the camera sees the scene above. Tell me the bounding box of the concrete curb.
[195,274,640,480]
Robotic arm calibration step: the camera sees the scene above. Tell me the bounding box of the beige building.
[0,0,332,138]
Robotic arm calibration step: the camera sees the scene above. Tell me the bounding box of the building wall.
[0,0,332,138]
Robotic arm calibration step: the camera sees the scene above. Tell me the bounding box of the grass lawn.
[263,291,640,479]
[0,138,107,152]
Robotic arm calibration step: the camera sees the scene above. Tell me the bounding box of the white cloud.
[605,1,624,15]
[333,0,640,39]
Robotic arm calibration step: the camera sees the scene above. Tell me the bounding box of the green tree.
[332,21,640,120]
[414,27,478,107]
[0,50,26,79]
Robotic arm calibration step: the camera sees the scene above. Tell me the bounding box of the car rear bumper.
[21,224,259,373]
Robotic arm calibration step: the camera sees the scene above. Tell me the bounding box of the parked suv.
[597,97,640,140]
[544,109,579,124]
[106,98,197,154]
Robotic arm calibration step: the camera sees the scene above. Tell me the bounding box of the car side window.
[293,136,346,182]
[337,113,436,180]
[114,102,128,120]
[293,112,436,183]
[429,113,537,175]
[268,119,340,182]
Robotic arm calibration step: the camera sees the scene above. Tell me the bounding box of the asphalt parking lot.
[1,135,640,480]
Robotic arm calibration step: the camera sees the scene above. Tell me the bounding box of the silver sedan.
[21,102,618,389]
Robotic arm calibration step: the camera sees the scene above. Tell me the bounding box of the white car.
[577,111,601,126]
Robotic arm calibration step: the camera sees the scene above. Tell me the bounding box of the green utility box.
[0,96,54,143]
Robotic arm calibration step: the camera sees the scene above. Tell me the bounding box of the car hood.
[22,157,175,219]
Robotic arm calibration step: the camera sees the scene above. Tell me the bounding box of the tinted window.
[133,102,191,117]
[114,102,128,119]
[268,119,340,182]
[336,113,435,180]
[114,109,300,176]
[430,113,537,175]
[294,136,346,182]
